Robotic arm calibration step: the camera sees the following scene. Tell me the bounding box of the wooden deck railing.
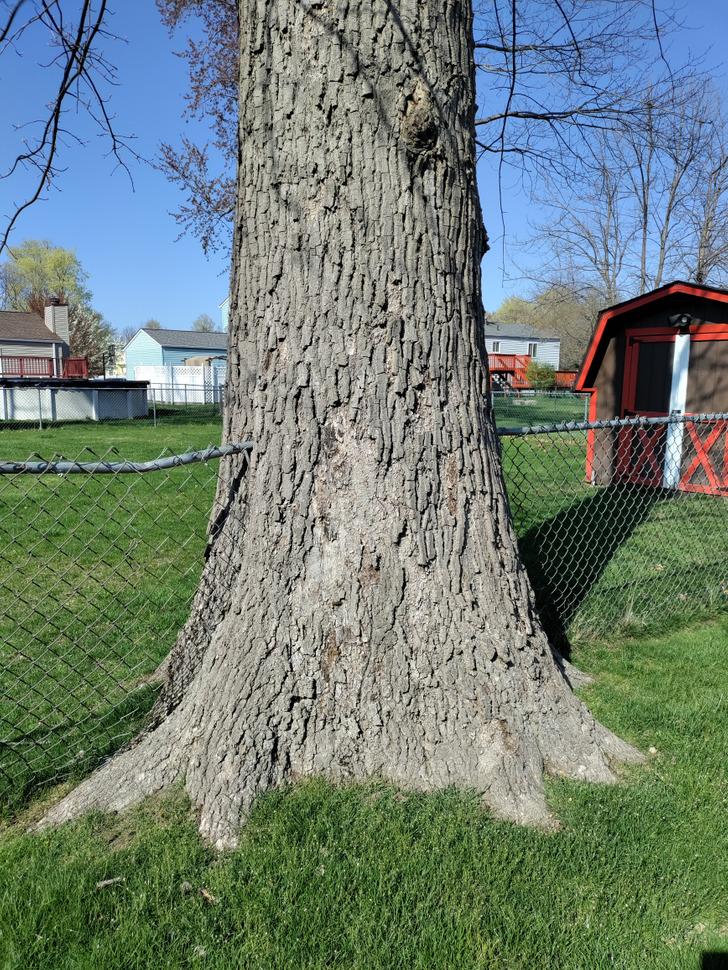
[554,370,578,390]
[0,355,89,379]
[0,355,55,377]
[488,353,531,389]
[61,357,89,378]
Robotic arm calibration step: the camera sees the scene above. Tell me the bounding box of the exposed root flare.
[37,677,643,851]
[557,657,595,690]
[37,724,182,831]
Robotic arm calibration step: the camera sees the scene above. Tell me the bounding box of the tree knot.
[400,79,439,155]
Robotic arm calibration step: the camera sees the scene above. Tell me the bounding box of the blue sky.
[0,1,726,332]
[0,3,229,333]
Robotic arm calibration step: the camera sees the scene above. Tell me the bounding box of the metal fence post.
[37,386,43,430]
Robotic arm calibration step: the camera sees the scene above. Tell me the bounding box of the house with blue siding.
[482,319,560,368]
[124,328,228,379]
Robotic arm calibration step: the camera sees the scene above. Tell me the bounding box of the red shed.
[575,281,728,494]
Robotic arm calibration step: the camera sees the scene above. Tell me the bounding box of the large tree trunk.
[42,0,639,848]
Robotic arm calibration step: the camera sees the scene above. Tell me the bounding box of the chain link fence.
[0,444,250,810]
[0,381,225,430]
[0,414,726,808]
[147,384,225,426]
[492,390,589,428]
[501,413,728,645]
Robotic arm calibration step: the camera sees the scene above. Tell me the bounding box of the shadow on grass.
[518,484,662,655]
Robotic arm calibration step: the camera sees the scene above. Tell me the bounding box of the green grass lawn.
[492,391,588,429]
[0,618,726,969]
[0,407,223,460]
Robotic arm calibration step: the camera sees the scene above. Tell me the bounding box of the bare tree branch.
[0,0,135,254]
[521,78,728,303]
[0,0,31,44]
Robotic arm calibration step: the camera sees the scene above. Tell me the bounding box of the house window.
[491,341,500,353]
[527,342,538,357]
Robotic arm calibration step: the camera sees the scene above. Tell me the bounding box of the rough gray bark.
[42,0,640,849]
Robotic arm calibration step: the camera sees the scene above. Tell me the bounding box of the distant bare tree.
[621,86,710,291]
[527,81,728,302]
[192,312,217,332]
[116,324,139,345]
[533,142,632,305]
[683,131,728,285]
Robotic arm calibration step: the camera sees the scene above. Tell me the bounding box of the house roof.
[0,310,61,344]
[575,280,728,391]
[483,318,559,341]
[140,328,228,351]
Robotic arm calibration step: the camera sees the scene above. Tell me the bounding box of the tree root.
[36,667,643,849]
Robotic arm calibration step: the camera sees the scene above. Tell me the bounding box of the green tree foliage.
[525,360,556,389]
[0,239,113,374]
[0,240,91,314]
[493,284,603,370]
[492,296,533,325]
[143,319,162,330]
[192,313,217,332]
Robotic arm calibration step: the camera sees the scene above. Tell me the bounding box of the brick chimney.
[44,299,70,345]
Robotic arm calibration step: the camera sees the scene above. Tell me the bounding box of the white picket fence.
[134,364,226,404]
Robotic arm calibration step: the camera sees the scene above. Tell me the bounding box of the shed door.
[621,333,680,417]
[618,330,690,487]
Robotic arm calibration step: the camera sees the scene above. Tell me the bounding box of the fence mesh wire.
[501,414,728,645]
[491,390,589,428]
[0,414,726,809]
[0,444,250,809]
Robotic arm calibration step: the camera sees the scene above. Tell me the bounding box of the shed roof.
[575,280,728,391]
[0,310,61,344]
[139,328,228,351]
[483,318,559,341]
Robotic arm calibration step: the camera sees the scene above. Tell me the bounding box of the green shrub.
[525,360,556,389]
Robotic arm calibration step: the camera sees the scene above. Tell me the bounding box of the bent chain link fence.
[0,415,726,808]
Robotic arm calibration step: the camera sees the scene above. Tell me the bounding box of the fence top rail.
[0,442,253,476]
[496,412,728,437]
